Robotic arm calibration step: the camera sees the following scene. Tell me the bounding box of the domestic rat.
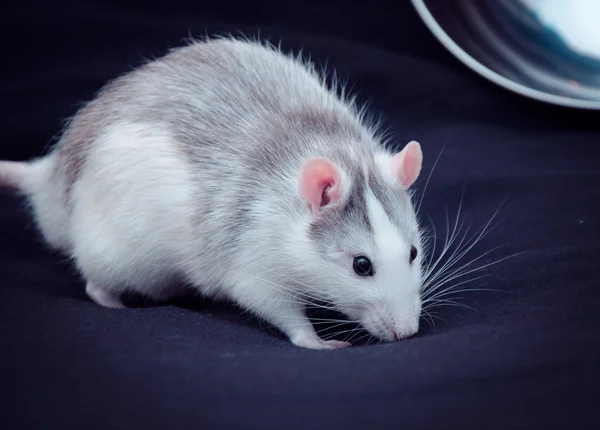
[0,36,424,349]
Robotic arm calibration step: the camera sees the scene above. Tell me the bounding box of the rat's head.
[298,141,424,342]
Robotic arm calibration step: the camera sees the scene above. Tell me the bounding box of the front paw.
[292,335,352,350]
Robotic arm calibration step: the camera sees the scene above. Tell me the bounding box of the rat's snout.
[360,303,420,343]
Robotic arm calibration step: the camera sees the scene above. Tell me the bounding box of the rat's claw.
[321,339,352,349]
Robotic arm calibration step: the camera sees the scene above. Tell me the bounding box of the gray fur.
[56,36,396,264]
[368,168,417,239]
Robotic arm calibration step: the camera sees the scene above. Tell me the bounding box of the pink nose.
[391,321,419,340]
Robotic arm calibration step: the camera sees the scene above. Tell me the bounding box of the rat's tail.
[1,154,71,252]
[0,160,31,190]
[0,155,58,196]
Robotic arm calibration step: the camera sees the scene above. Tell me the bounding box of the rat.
[0,36,424,350]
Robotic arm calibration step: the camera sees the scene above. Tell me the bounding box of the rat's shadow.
[124,289,442,345]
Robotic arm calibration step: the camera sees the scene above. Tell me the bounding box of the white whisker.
[423,195,504,288]
[426,287,502,302]
[423,250,523,301]
[422,297,477,312]
[350,331,375,345]
[321,327,365,341]
[416,194,519,327]
[421,309,436,331]
[416,128,452,214]
[422,275,490,302]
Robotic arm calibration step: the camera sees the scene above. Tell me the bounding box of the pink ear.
[298,157,343,217]
[391,140,423,188]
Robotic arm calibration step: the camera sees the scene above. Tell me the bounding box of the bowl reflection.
[412,0,600,109]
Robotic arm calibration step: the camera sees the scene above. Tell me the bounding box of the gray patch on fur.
[55,73,141,207]
[367,170,402,225]
[308,162,373,255]
[368,166,417,242]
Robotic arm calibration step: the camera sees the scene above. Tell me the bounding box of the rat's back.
[54,36,367,215]
[66,37,354,163]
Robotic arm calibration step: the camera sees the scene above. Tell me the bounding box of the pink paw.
[292,335,352,350]
[85,281,125,309]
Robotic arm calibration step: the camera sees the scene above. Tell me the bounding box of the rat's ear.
[390,140,422,189]
[298,157,343,217]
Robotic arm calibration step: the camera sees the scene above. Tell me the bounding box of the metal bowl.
[411,0,600,110]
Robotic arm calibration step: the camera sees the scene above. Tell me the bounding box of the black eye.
[409,246,418,264]
[353,256,373,277]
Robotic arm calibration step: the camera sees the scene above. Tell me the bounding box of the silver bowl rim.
[411,0,600,110]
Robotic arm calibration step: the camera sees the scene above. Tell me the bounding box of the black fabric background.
[1,1,599,429]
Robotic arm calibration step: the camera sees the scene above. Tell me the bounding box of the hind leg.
[67,122,196,307]
[85,281,125,308]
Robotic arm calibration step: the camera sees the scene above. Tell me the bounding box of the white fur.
[68,122,196,297]
[362,189,421,340]
[375,153,397,185]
